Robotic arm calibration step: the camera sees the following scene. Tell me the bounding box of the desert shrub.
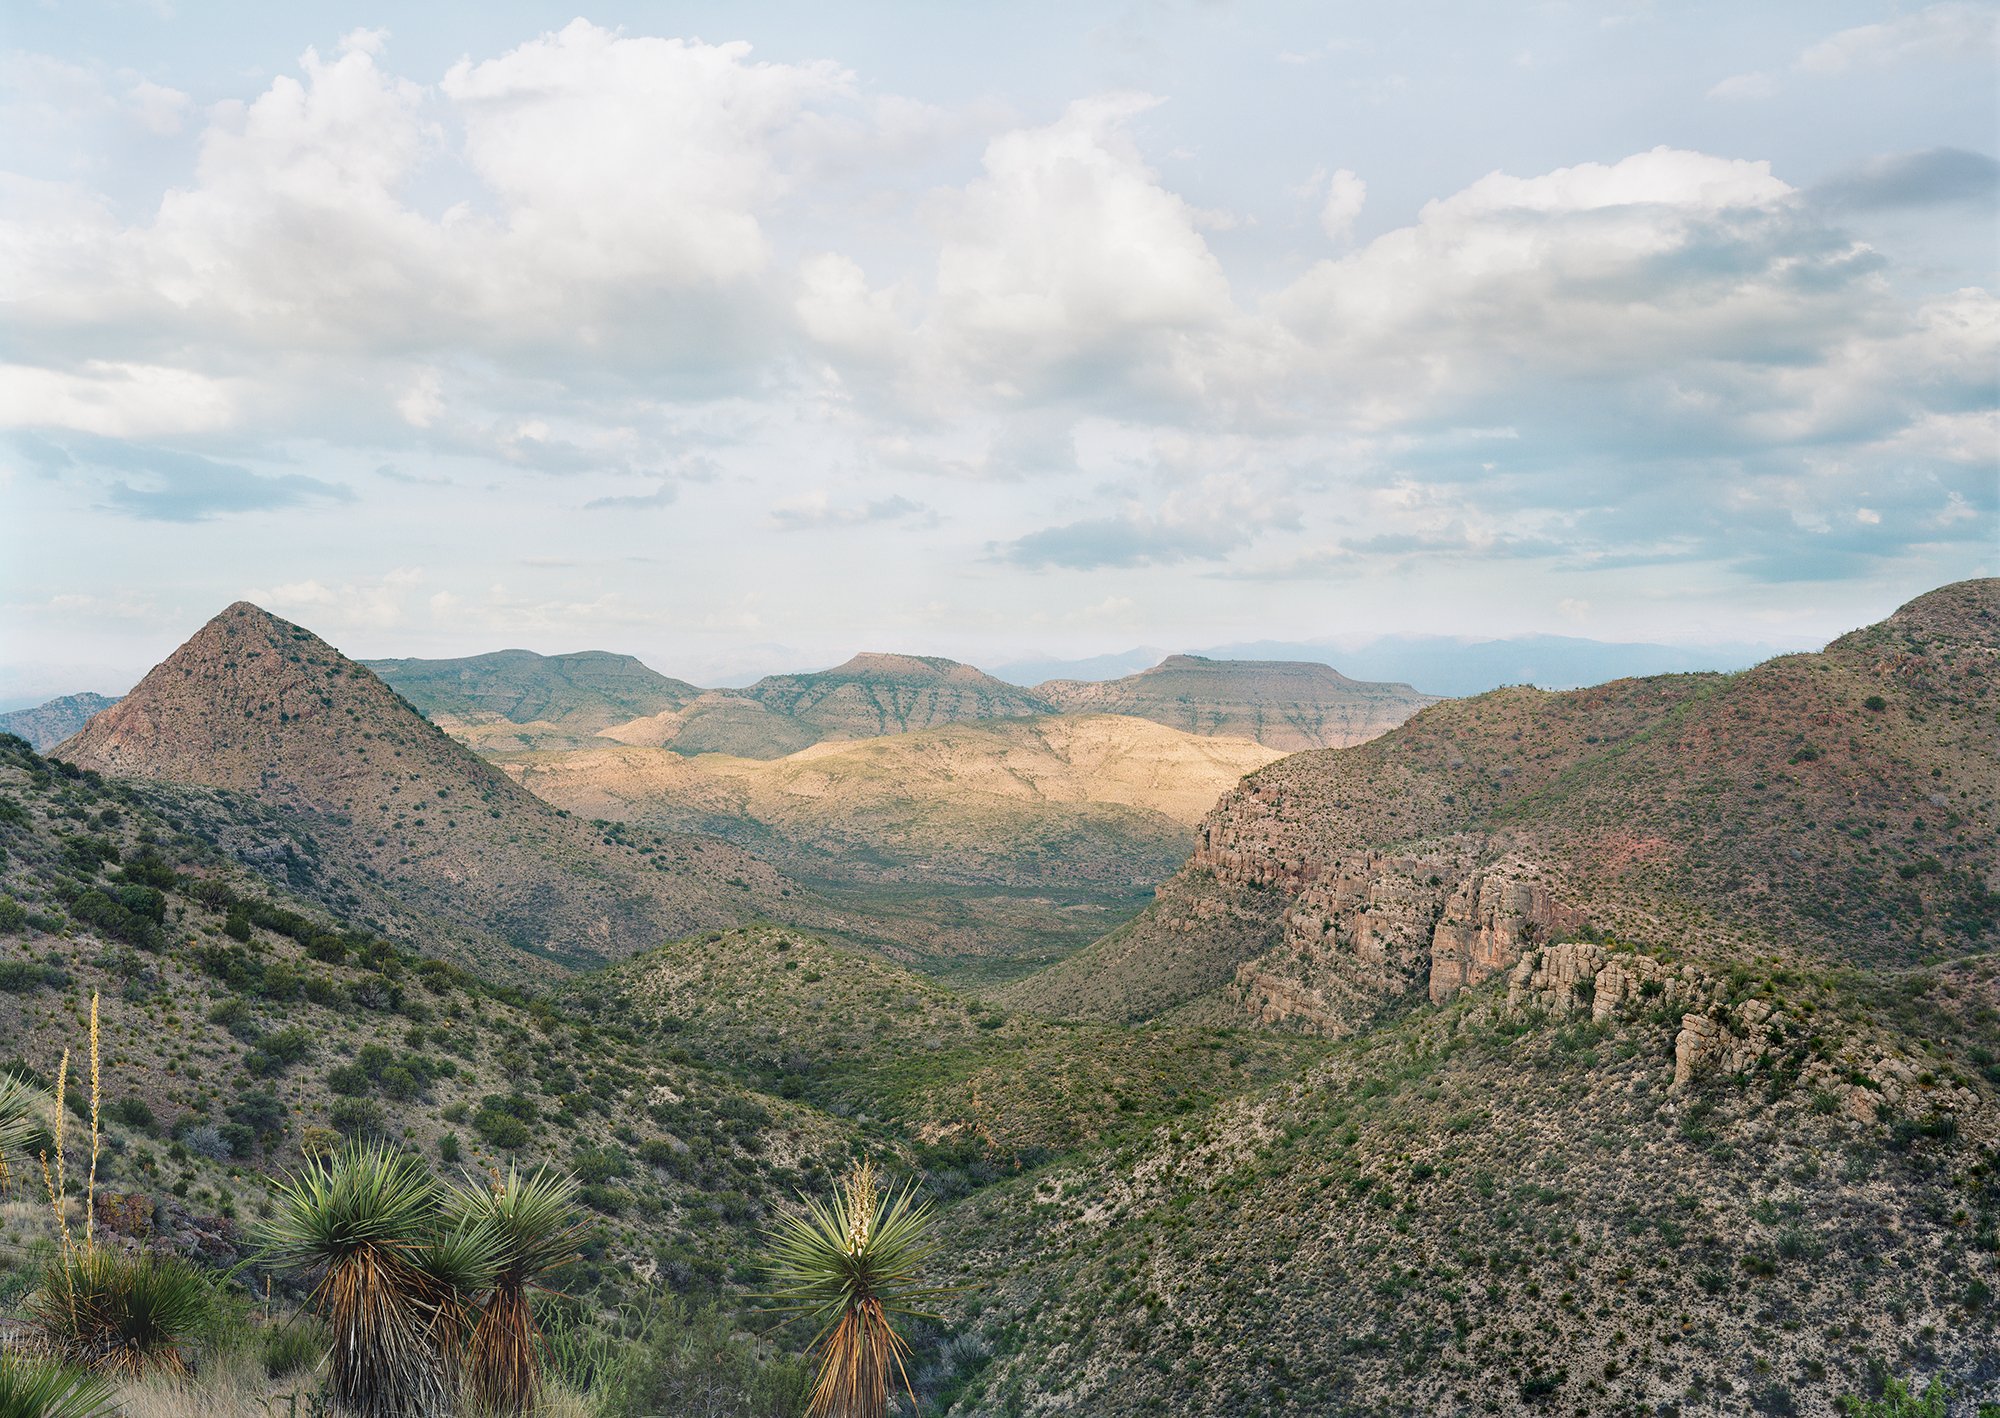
[0,1353,118,1418]
[29,1248,214,1376]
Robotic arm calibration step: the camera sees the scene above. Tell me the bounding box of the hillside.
[1036,654,1439,751]
[598,689,825,759]
[0,690,120,750]
[501,716,1281,977]
[1009,580,1999,1029]
[943,581,2000,1415]
[738,652,1055,738]
[0,731,873,1321]
[51,603,789,974]
[364,648,701,750]
[0,727,1324,1409]
[944,942,1999,1414]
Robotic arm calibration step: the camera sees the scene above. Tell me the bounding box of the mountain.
[598,689,824,759]
[364,648,701,747]
[1201,632,1787,697]
[1035,655,1439,751]
[499,715,1283,977]
[738,652,1055,738]
[0,690,119,750]
[52,602,788,973]
[1009,580,1999,1028]
[939,580,2000,1413]
[989,647,1164,685]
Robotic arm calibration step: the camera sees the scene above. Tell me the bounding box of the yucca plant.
[261,1142,493,1417]
[0,1352,119,1418]
[0,1070,52,1190]
[762,1160,952,1418]
[444,1164,586,1415]
[28,1245,213,1377]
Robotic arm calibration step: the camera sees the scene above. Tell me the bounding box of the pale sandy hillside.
[500,714,1283,892]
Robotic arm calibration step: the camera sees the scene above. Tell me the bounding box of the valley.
[1,581,1994,1416]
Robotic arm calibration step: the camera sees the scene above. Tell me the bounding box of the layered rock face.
[1191,775,1584,1035]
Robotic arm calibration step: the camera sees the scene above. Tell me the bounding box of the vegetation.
[444,1165,587,1414]
[0,1354,118,1418]
[764,1161,949,1418]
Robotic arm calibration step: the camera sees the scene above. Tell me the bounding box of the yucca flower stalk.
[261,1142,494,1418]
[444,1164,586,1416]
[763,1160,953,1418]
[25,998,212,1380]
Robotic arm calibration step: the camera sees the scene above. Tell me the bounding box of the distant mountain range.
[1036,655,1436,752]
[369,646,1436,757]
[0,690,119,750]
[995,632,1790,697]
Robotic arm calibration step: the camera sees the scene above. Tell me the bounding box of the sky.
[2,0,1995,699]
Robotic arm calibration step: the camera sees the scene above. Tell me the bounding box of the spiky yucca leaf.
[444,1165,586,1416]
[259,1142,475,1418]
[0,1072,50,1192]
[28,1247,212,1377]
[762,1162,952,1418]
[0,1352,119,1418]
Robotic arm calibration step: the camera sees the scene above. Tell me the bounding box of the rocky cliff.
[1010,580,2000,1033]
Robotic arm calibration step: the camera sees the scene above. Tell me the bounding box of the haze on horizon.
[2,1,1995,701]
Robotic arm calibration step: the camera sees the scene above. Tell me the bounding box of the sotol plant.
[763,1160,952,1418]
[0,1353,119,1418]
[29,994,213,1378]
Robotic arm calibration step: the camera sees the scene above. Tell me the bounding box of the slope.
[1009,580,1999,1029]
[942,942,1999,1415]
[0,691,120,750]
[1036,654,1439,751]
[0,730,867,1319]
[51,602,787,974]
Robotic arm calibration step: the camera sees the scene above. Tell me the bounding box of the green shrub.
[28,1248,213,1376]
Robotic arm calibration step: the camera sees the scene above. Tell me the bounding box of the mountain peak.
[56,605,784,969]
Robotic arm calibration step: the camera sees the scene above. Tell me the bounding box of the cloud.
[768,492,933,529]
[1319,169,1367,239]
[100,455,352,522]
[244,568,423,628]
[1706,71,1776,102]
[1813,148,2000,210]
[923,93,1238,403]
[1000,513,1247,569]
[9,434,352,521]
[1797,3,1997,75]
[1000,473,1299,569]
[0,363,238,438]
[582,481,679,511]
[125,80,192,135]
